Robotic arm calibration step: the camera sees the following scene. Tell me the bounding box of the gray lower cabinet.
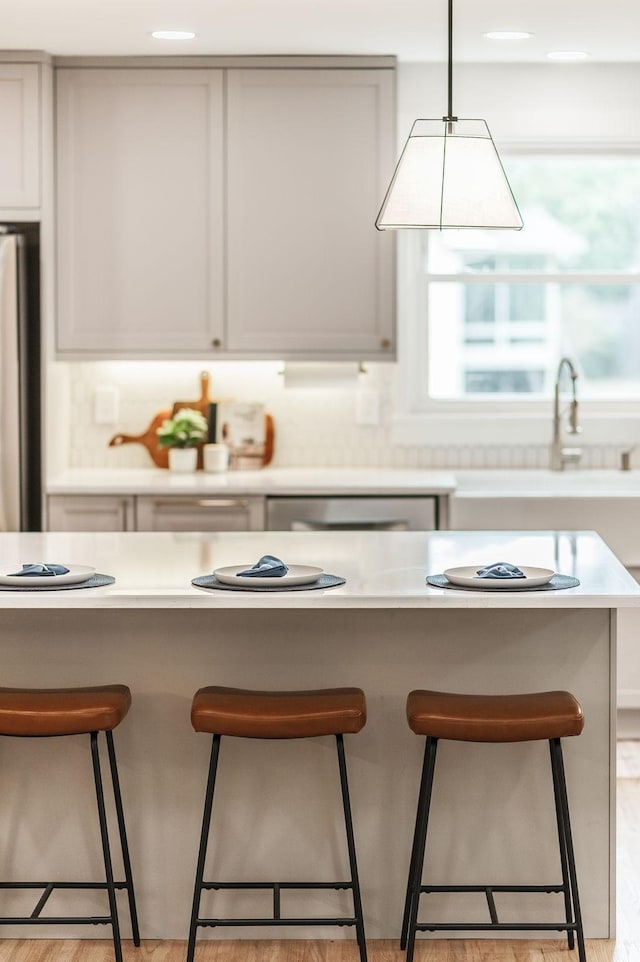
[134,495,265,531]
[47,495,135,531]
[47,494,266,531]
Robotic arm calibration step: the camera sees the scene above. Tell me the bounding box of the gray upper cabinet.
[56,68,225,355]
[55,59,395,361]
[0,63,41,210]
[225,68,395,359]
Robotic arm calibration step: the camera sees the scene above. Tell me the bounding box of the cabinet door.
[226,69,395,359]
[47,495,133,531]
[0,64,40,208]
[136,496,265,531]
[56,69,224,355]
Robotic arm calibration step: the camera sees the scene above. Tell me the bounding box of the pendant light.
[376,0,523,231]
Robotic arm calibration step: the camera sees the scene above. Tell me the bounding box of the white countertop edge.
[45,467,458,496]
[0,590,637,609]
[45,467,640,499]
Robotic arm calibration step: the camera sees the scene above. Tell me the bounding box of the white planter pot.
[168,447,198,473]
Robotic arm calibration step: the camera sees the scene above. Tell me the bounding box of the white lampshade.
[376,119,523,230]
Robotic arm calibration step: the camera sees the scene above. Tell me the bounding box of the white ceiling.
[1,0,638,63]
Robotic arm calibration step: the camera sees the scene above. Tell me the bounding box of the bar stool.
[0,685,140,962]
[401,689,586,962]
[187,686,368,962]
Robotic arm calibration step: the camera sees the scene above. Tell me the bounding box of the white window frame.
[392,144,640,448]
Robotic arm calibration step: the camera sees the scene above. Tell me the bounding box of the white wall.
[51,62,640,474]
[399,62,640,143]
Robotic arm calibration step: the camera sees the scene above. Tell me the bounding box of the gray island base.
[0,530,636,944]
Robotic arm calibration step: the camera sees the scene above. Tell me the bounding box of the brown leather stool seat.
[407,689,584,743]
[0,684,139,962]
[191,685,366,739]
[400,688,586,962]
[0,684,131,737]
[187,686,368,962]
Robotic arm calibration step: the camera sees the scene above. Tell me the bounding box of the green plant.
[156,408,208,449]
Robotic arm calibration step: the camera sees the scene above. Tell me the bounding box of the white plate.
[0,564,96,587]
[214,564,324,588]
[443,565,555,590]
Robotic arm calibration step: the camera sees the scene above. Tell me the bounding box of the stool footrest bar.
[0,880,131,928]
[421,884,565,893]
[415,882,576,932]
[0,916,112,926]
[202,881,352,891]
[416,922,578,932]
[197,917,357,928]
[0,881,130,889]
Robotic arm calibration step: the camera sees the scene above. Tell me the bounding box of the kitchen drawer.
[136,495,265,532]
[47,495,134,531]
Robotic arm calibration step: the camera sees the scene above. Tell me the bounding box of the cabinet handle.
[380,338,391,349]
[120,498,129,530]
[152,498,250,509]
[211,338,222,348]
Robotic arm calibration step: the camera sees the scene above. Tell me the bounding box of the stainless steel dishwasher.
[266,496,441,531]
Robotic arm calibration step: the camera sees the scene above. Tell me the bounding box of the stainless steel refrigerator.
[0,225,42,531]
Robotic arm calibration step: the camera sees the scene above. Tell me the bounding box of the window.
[396,153,640,445]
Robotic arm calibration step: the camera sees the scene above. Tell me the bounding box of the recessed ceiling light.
[151,30,196,41]
[547,50,588,61]
[484,31,534,41]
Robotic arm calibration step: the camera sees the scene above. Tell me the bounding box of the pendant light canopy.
[376,0,523,231]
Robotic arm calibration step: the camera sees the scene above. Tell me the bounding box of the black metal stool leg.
[400,736,438,950]
[187,734,221,962]
[335,733,368,962]
[548,738,574,949]
[404,736,438,962]
[551,738,586,962]
[106,729,141,946]
[90,731,123,962]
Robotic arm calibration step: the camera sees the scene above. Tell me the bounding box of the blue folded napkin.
[475,562,525,580]
[8,563,70,577]
[236,555,289,578]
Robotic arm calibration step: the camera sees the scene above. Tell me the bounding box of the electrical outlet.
[94,386,119,425]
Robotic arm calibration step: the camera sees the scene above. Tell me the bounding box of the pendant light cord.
[444,0,457,123]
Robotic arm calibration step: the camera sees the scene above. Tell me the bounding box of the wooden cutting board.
[109,410,274,469]
[108,410,171,468]
[108,370,275,469]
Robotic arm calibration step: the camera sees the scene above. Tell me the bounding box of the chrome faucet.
[550,356,582,471]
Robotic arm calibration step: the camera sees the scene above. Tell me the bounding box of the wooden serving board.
[108,370,275,469]
[109,410,171,469]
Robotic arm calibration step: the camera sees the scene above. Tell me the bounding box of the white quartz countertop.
[0,529,637,610]
[454,469,640,497]
[46,467,457,496]
[46,467,640,498]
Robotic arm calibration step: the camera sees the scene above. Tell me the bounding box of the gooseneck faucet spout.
[550,357,582,471]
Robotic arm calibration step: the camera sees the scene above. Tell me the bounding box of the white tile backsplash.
[51,360,627,473]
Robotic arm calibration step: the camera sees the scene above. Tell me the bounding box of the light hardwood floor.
[2,743,640,962]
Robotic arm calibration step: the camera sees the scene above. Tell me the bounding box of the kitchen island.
[0,529,636,944]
